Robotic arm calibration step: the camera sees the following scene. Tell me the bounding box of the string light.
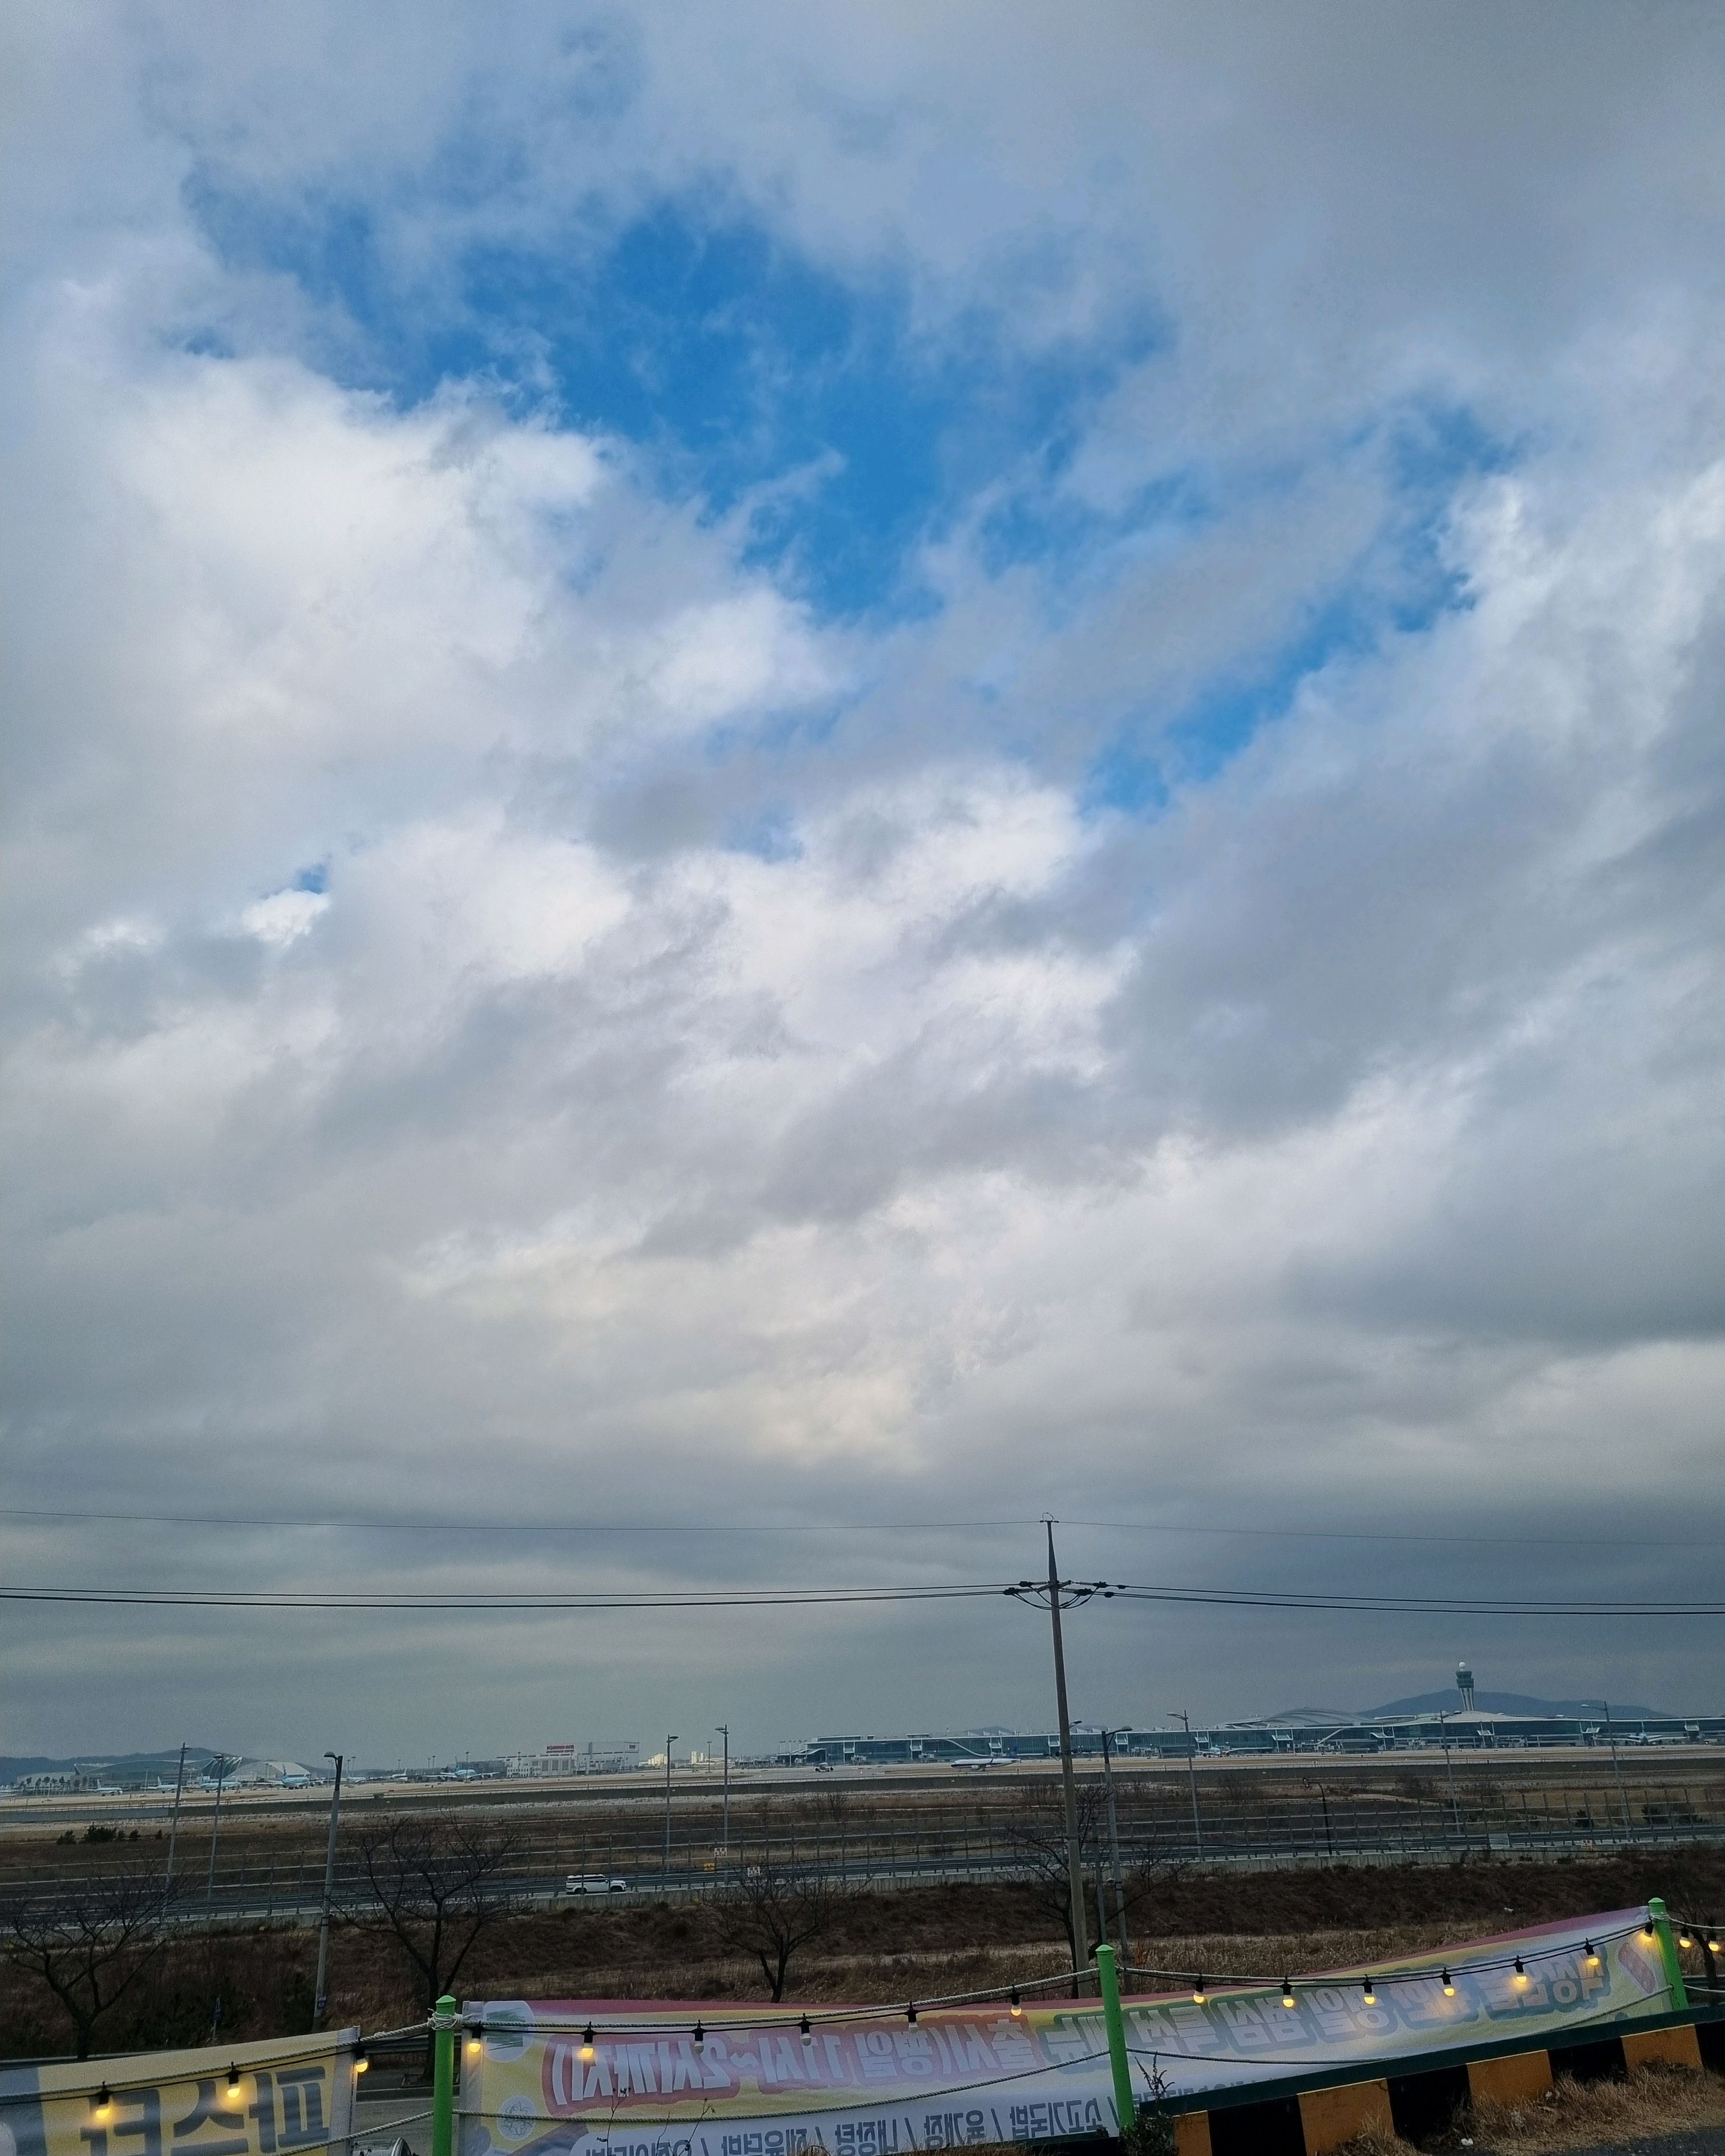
[1009,1989,1022,2018]
[799,2015,812,2043]
[1281,1979,1295,2008]
[95,2088,113,2120]
[224,2068,242,2105]
[1641,1922,1656,1941]
[1361,1978,1376,2006]
[1513,1958,1527,1985]
[1708,1935,1720,1956]
[1441,1970,1455,1996]
[354,2047,369,2076]
[1678,1929,1694,1950]
[1192,1976,1206,2005]
[693,2022,704,2052]
[906,2003,918,2025]
[1584,1940,1599,1967]
[580,2025,595,2063]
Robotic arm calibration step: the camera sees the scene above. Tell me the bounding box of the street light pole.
[205,1755,235,1900]
[312,1753,344,2030]
[1438,1712,1461,1837]
[663,1736,679,1879]
[164,1742,188,1896]
[715,1725,730,1855]
[1601,1701,1630,1831]
[1171,1711,1204,1859]
[1099,1728,1130,1969]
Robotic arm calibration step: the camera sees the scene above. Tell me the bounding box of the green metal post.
[1095,1943,1136,2137]
[432,1995,458,2156]
[1647,1898,1689,2011]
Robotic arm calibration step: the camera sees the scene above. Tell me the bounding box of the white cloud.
[240,887,329,947]
[3,1,1723,1758]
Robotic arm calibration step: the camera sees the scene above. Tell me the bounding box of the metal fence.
[7,1776,1723,1924]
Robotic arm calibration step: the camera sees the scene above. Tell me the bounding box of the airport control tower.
[1456,1662,1476,1712]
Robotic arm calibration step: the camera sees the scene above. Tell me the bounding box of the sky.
[3,2,1723,1767]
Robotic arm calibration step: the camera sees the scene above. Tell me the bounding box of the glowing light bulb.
[1513,1958,1527,1985]
[224,2069,242,2106]
[1362,1979,1376,2007]
[1009,1989,1022,2018]
[1192,1976,1206,2005]
[354,2049,369,2077]
[1281,1980,1295,2009]
[1584,1941,1599,1967]
[580,2025,596,2064]
[1441,1970,1455,1997]
[95,2088,114,2121]
[1679,1931,1694,1950]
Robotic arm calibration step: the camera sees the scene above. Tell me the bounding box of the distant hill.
[1363,1690,1674,1720]
[1257,1691,1674,1725]
[1,1747,217,1782]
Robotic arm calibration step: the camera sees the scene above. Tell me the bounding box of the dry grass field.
[5,1845,1722,2062]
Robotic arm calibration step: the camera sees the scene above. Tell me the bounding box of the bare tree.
[0,1867,182,2058]
[999,1784,1109,1972]
[712,1858,837,2001]
[350,1815,520,2023]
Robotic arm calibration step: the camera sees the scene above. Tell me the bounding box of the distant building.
[788,1700,1723,1767]
[507,1739,641,1777]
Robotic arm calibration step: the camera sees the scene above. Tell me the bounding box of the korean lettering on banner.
[1,2035,358,2156]
[464,1912,1673,2156]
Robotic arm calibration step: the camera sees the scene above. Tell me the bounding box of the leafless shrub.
[349,1814,521,2017]
[712,1857,840,2001]
[0,1866,184,2058]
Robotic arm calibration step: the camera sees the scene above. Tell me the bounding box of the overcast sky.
[4,3,1723,1767]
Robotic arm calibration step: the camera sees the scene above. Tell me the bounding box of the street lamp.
[312,1754,344,2030]
[1097,1728,1129,1965]
[662,1736,679,1878]
[1170,1712,1204,1859]
[1437,1712,1461,1837]
[715,1726,730,1856]
[205,1754,241,1900]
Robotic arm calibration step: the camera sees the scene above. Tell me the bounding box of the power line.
[4,1505,1718,1549]
[5,1580,1719,1615]
[0,1583,1015,1610]
[0,1506,1033,1535]
[1100,1582,1724,1618]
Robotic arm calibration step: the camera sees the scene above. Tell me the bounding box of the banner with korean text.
[0,2031,361,2156]
[462,1910,1677,2156]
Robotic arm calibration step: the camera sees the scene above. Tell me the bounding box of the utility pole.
[1045,1522,1091,1990]
[1171,1711,1204,1858]
[715,1725,730,1855]
[1099,1728,1130,1969]
[164,1742,188,1895]
[312,1753,344,2029]
[663,1736,679,1879]
[1006,1523,1110,1993]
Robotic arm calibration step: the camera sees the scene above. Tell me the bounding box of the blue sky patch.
[180,177,1144,618]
